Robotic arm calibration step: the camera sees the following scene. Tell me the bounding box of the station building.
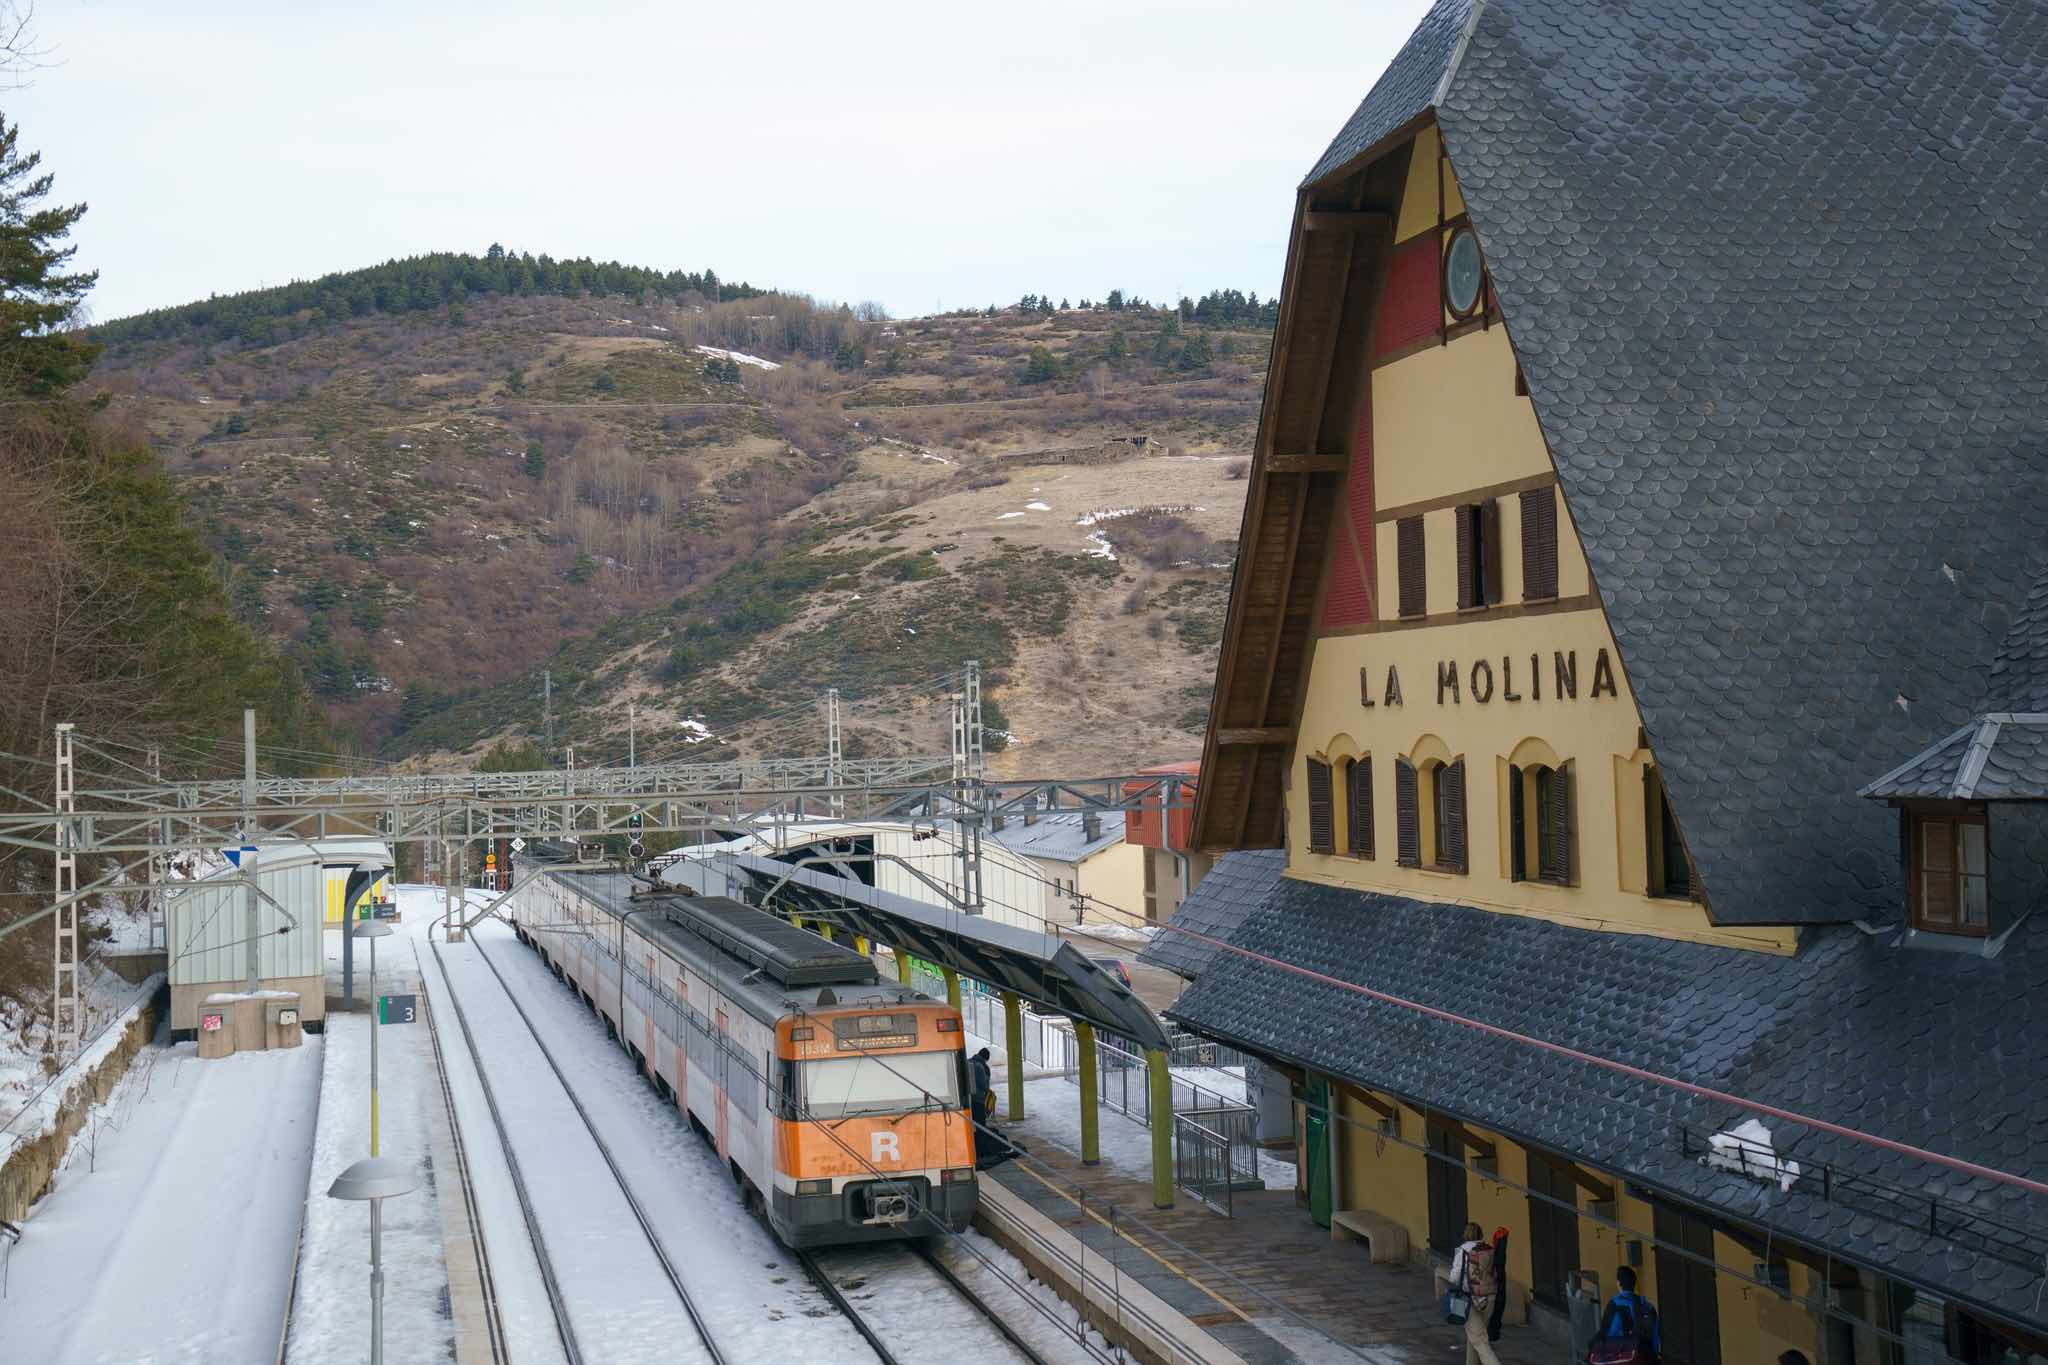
[1155,1,2048,1362]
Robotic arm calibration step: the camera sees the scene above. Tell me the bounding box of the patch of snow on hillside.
[694,344,780,371]
[1085,531,1117,561]
[996,511,1025,520]
[677,719,713,744]
[1025,500,1051,512]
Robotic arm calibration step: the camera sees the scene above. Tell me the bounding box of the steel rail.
[456,926,730,1365]
[426,930,585,1365]
[910,1241,1058,1365]
[792,1250,903,1365]
[411,938,510,1365]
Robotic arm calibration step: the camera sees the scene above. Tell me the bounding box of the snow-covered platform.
[0,1036,322,1363]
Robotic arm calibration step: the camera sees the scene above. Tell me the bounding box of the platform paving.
[990,1107,1557,1365]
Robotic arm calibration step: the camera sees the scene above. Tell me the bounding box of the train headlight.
[940,1167,975,1185]
[796,1179,833,1196]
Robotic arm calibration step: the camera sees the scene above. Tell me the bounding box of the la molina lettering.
[1358,649,1618,709]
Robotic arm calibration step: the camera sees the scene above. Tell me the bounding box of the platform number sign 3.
[379,993,418,1025]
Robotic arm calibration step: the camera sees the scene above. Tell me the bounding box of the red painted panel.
[1373,234,1440,359]
[1322,539,1370,627]
[1348,375,1376,620]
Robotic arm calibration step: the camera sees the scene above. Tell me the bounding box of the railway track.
[796,1240,1060,1365]
[413,940,510,1365]
[428,928,728,1365]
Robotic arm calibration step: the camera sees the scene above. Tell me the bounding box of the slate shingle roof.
[1303,0,1473,185]
[1303,0,2048,924]
[1169,876,2048,1332]
[1136,849,1286,980]
[1862,714,2048,801]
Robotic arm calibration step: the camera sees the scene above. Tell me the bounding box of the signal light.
[796,1179,832,1196]
[936,1018,961,1033]
[940,1167,974,1184]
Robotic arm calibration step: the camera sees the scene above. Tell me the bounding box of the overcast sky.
[15,0,1434,323]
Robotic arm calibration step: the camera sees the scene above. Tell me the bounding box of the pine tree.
[1176,330,1214,372]
[1106,289,1125,311]
[1021,346,1060,384]
[524,440,546,480]
[1105,329,1128,364]
[0,116,97,396]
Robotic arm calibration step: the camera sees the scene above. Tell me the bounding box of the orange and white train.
[504,862,978,1247]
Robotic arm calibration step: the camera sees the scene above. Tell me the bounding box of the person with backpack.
[1447,1222,1504,1365]
[1590,1265,1661,1364]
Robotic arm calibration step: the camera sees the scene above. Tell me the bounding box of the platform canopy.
[702,849,1168,1051]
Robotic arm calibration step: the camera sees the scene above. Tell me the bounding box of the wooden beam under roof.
[1216,727,1293,747]
[1265,452,1350,475]
[1303,210,1393,234]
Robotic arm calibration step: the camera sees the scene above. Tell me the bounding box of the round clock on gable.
[1443,226,1484,318]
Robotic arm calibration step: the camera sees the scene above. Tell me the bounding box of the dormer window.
[1906,803,1988,936]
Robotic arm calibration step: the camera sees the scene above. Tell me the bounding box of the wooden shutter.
[1508,765,1526,882]
[1395,759,1419,867]
[1306,758,1334,854]
[1540,764,1573,885]
[1347,757,1374,859]
[1643,764,1662,893]
[1917,816,1957,927]
[1438,758,1468,873]
[1398,516,1426,617]
[1520,487,1558,600]
[1455,505,1477,609]
[1481,499,1504,606]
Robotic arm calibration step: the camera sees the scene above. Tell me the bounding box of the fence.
[918,968,1263,1216]
[1173,1108,1263,1216]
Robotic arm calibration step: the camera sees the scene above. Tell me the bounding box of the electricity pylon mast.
[50,723,78,1055]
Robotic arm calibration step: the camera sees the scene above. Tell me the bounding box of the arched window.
[1305,757,1335,854]
[1509,759,1574,886]
[1397,754,1466,873]
[1343,757,1374,859]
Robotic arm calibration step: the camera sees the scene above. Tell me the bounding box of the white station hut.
[168,837,394,1051]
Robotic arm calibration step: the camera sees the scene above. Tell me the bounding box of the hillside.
[87,266,1267,777]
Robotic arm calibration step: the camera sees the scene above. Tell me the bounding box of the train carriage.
[504,863,977,1247]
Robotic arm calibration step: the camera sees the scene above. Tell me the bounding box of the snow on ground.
[431,929,716,1362]
[0,1034,322,1363]
[812,1238,1099,1365]
[996,511,1025,519]
[1004,1074,1295,1192]
[693,344,780,370]
[452,917,874,1361]
[930,1228,1118,1362]
[1075,921,1156,944]
[1024,500,1052,511]
[0,967,164,1156]
[1084,530,1118,560]
[286,946,455,1365]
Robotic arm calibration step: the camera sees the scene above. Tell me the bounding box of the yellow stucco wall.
[1393,122,1466,244]
[1294,288,1793,953]
[1077,840,1146,928]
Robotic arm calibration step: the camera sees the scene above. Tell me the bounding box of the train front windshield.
[801,1051,962,1120]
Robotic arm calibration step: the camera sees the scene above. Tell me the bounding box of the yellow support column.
[855,935,868,956]
[942,966,962,1012]
[1075,1020,1100,1166]
[1147,1046,1173,1208]
[1003,991,1024,1120]
[895,948,912,986]
[818,922,834,942]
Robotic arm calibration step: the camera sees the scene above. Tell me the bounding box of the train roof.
[541,866,934,1022]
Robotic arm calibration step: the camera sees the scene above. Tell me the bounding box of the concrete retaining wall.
[0,983,168,1222]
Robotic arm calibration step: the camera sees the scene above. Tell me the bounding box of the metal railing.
[1174,1112,1237,1215]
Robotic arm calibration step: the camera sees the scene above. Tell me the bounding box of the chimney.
[1023,796,1038,828]
[991,812,1006,832]
[1083,811,1102,844]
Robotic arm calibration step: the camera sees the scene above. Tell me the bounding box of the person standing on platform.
[1593,1265,1661,1363]
[969,1047,993,1124]
[1487,1226,1511,1344]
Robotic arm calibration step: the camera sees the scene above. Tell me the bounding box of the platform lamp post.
[354,919,394,1157]
[327,1156,416,1365]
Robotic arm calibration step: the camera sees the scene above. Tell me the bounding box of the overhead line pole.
[243,708,259,994]
[51,723,78,1055]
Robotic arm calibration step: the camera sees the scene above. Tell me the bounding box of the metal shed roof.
[709,850,1167,1050]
